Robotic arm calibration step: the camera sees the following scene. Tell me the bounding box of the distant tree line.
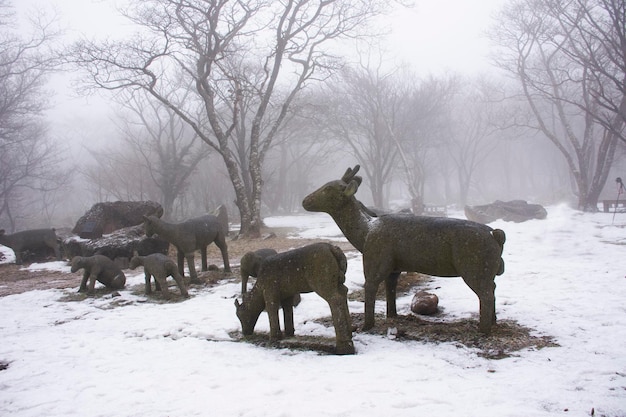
[0,0,69,231]
[1,0,624,232]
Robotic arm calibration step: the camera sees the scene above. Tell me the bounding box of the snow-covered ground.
[0,206,625,417]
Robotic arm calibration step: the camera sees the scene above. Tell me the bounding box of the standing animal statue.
[0,228,61,265]
[71,255,126,294]
[302,165,506,335]
[143,214,231,283]
[235,243,355,355]
[129,253,189,299]
[240,248,278,295]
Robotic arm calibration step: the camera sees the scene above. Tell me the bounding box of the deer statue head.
[302,165,363,213]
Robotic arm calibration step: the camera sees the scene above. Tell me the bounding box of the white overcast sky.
[16,0,506,74]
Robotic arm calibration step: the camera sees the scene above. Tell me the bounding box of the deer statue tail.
[329,244,348,281]
[491,229,506,276]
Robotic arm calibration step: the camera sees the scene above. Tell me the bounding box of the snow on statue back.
[142,214,231,283]
[302,165,506,335]
[235,243,355,355]
[0,228,61,265]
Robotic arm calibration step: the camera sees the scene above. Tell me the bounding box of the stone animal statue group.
[0,165,506,356]
[70,212,232,298]
[0,212,230,300]
[235,165,506,355]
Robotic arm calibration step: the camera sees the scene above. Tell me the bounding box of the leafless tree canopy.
[0,1,68,230]
[489,0,626,211]
[69,0,396,236]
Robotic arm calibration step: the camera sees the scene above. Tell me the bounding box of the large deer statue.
[302,165,506,334]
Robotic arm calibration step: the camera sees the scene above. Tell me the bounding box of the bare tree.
[69,0,397,237]
[393,74,457,211]
[551,0,626,143]
[489,0,625,211]
[321,61,403,208]
[114,90,211,219]
[447,77,504,206]
[82,145,159,203]
[263,96,341,214]
[0,1,68,230]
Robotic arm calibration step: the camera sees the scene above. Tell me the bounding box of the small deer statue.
[235,243,354,355]
[302,165,505,335]
[143,214,231,283]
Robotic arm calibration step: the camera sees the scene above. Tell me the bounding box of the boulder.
[72,201,163,239]
[63,225,169,267]
[410,290,439,316]
[464,200,547,224]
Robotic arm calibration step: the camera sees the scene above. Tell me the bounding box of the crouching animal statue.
[143,214,231,283]
[129,253,189,299]
[302,165,506,335]
[235,242,355,355]
[71,255,127,294]
[0,228,61,265]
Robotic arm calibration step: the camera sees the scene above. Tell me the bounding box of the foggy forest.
[1,0,625,235]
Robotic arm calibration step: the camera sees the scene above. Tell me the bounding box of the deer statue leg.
[385,272,401,318]
[281,298,295,337]
[171,269,189,298]
[326,285,355,355]
[363,279,378,331]
[177,249,185,277]
[363,258,393,331]
[79,270,89,292]
[154,274,171,299]
[266,299,283,341]
[144,272,153,294]
[462,274,496,335]
[185,253,200,283]
[200,247,208,272]
[214,237,231,273]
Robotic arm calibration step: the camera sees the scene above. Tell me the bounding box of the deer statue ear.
[341,165,361,182]
[345,180,359,197]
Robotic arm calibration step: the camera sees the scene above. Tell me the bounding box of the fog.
[4,0,625,231]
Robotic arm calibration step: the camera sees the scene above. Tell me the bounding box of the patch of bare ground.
[0,263,77,297]
[349,314,558,359]
[233,314,558,358]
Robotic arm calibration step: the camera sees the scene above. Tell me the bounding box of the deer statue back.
[302,165,506,334]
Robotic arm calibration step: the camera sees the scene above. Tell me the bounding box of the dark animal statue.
[143,214,231,283]
[235,243,355,355]
[0,228,61,265]
[129,253,189,299]
[240,248,278,295]
[71,255,126,294]
[302,165,506,335]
